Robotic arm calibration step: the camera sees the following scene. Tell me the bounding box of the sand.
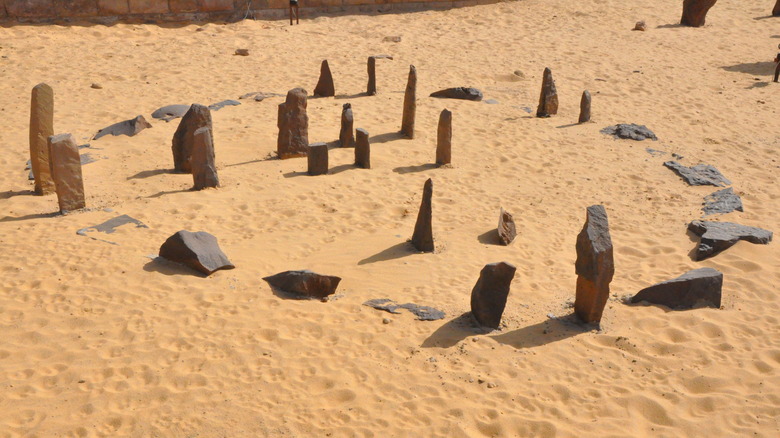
[1,0,779,436]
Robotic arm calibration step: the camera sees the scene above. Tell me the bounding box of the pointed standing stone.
[536,67,558,118]
[574,205,614,324]
[774,0,780,16]
[30,83,56,195]
[172,104,212,173]
[578,90,591,123]
[340,103,354,147]
[470,262,517,329]
[313,60,335,97]
[411,178,434,252]
[680,0,718,27]
[400,65,417,138]
[307,142,328,176]
[47,133,85,212]
[277,88,309,159]
[436,109,452,165]
[191,127,219,190]
[355,128,371,169]
[497,208,517,245]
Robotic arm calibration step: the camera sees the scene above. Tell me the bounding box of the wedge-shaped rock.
[688,220,773,260]
[631,268,722,309]
[411,178,434,252]
[430,87,483,101]
[313,60,335,97]
[536,67,558,117]
[48,133,86,212]
[664,161,730,187]
[578,90,591,123]
[263,270,341,298]
[574,205,614,324]
[159,230,234,276]
[497,208,516,245]
[172,104,212,173]
[470,262,516,329]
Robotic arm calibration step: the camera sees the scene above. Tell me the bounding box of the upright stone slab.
[340,103,354,147]
[277,88,309,159]
[313,60,335,97]
[30,83,55,195]
[411,178,434,252]
[681,0,718,27]
[436,109,452,166]
[191,127,219,190]
[470,262,517,329]
[631,268,722,309]
[536,67,558,118]
[497,208,517,245]
[355,128,371,169]
[774,0,780,16]
[307,142,328,176]
[47,133,85,212]
[574,205,614,324]
[400,65,417,138]
[172,104,212,173]
[367,56,377,96]
[578,90,591,123]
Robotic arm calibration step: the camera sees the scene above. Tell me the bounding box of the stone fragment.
[159,230,234,276]
[436,109,452,165]
[663,161,730,187]
[313,60,335,97]
[383,36,402,42]
[536,67,558,117]
[263,270,341,298]
[172,104,212,173]
[401,65,417,138]
[48,133,86,212]
[208,100,240,111]
[680,0,718,27]
[235,48,249,56]
[429,87,483,101]
[363,299,445,321]
[411,178,434,252]
[631,268,722,309]
[277,88,309,159]
[30,83,55,195]
[91,83,103,89]
[470,262,517,329]
[703,187,742,216]
[633,21,647,31]
[574,205,614,324]
[497,208,517,245]
[355,128,371,169]
[775,0,780,16]
[688,220,773,260]
[600,124,657,141]
[307,142,328,176]
[366,55,393,95]
[578,90,591,123]
[152,104,190,122]
[191,127,219,190]
[93,115,152,140]
[340,103,354,147]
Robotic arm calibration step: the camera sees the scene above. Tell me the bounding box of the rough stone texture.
[536,67,558,118]
[57,0,99,17]
[435,109,452,165]
[429,87,483,101]
[208,99,240,111]
[400,65,417,138]
[688,220,773,260]
[98,0,130,15]
[152,104,190,122]
[277,88,309,159]
[363,299,445,321]
[29,83,55,195]
[7,0,56,17]
[172,104,212,173]
[93,115,152,140]
[367,56,377,96]
[664,161,731,187]
[355,128,370,169]
[340,103,354,147]
[307,142,329,176]
[313,60,335,97]
[600,124,657,141]
[411,178,434,252]
[48,133,86,212]
[574,205,614,324]
[681,0,718,27]
[633,20,647,31]
[191,126,219,190]
[199,0,234,12]
[497,208,516,245]
[631,268,722,309]
[128,0,169,14]
[470,262,517,329]
[703,187,743,216]
[774,0,780,16]
[263,270,341,299]
[159,230,234,276]
[578,90,591,123]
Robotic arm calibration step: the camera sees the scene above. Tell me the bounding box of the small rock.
[633,21,647,31]
[703,187,743,216]
[383,36,402,42]
[159,230,235,276]
[151,104,191,122]
[497,208,517,245]
[513,70,525,79]
[600,124,657,141]
[263,270,341,298]
[235,49,250,56]
[382,318,391,324]
[631,268,722,309]
[91,83,103,89]
[208,100,241,111]
[487,382,497,389]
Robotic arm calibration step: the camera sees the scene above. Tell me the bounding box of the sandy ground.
[0,0,779,436]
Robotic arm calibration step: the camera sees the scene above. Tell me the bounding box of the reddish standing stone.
[680,0,718,27]
[30,83,55,195]
[340,103,354,147]
[578,90,591,123]
[367,56,377,96]
[631,268,722,309]
[277,88,309,159]
[47,133,86,212]
[411,178,434,252]
[159,230,234,276]
[172,104,212,173]
[307,142,328,176]
[355,128,370,169]
[400,65,417,138]
[436,109,452,165]
[191,127,219,190]
[497,208,517,245]
[574,205,614,324]
[470,262,517,329]
[536,67,558,118]
[313,60,335,97]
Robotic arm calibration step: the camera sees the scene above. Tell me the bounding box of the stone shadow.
[143,257,206,277]
[491,313,590,349]
[721,61,775,75]
[0,189,34,200]
[421,312,483,348]
[127,169,176,180]
[358,241,416,265]
[393,163,436,174]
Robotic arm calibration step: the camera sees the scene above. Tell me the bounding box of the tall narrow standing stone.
[578,90,591,123]
[400,65,417,138]
[470,262,517,329]
[774,0,780,16]
[367,56,377,95]
[536,67,558,118]
[277,88,309,159]
[340,103,354,147]
[172,104,212,173]
[307,142,328,176]
[680,0,718,27]
[436,109,452,165]
[574,205,614,324]
[355,128,370,169]
[313,60,335,97]
[191,127,219,190]
[411,178,434,252]
[47,133,85,212]
[30,83,55,195]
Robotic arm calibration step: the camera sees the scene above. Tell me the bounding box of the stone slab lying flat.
[600,124,657,141]
[152,104,191,122]
[688,220,773,260]
[159,230,234,276]
[93,115,152,140]
[631,268,722,309]
[664,161,731,187]
[363,299,445,321]
[703,188,743,216]
[429,87,483,101]
[76,214,148,245]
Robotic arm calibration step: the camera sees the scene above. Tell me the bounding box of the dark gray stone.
[411,178,434,252]
[151,104,190,122]
[172,104,212,173]
[355,128,370,169]
[401,65,417,138]
[688,220,773,260]
[93,115,152,140]
[277,88,309,159]
[703,188,743,216]
[307,142,328,176]
[600,124,657,141]
[664,161,731,187]
[208,100,240,111]
[77,214,148,245]
[470,262,517,329]
[435,109,452,165]
[578,90,591,123]
[631,268,722,309]
[362,299,445,321]
[536,67,558,117]
[340,103,354,147]
[159,230,235,276]
[574,205,614,324]
[313,60,335,97]
[645,148,666,157]
[429,87,483,101]
[263,270,341,298]
[497,208,516,245]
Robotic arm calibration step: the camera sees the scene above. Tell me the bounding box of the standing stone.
[47,133,85,212]
[400,65,417,138]
[631,268,722,309]
[191,127,219,190]
[411,178,434,252]
[340,103,354,147]
[680,0,718,27]
[313,60,335,97]
[307,142,328,176]
[30,83,56,195]
[436,109,452,166]
[574,205,614,324]
[367,56,377,95]
[172,104,212,173]
[578,90,591,123]
[277,88,309,159]
[355,128,370,169]
[470,262,517,329]
[497,208,517,245]
[774,0,780,16]
[536,67,558,118]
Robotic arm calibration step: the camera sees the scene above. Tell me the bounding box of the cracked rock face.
[688,220,773,260]
[159,230,234,276]
[600,123,657,141]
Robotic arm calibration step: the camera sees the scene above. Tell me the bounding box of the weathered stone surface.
[6,0,56,17]
[600,124,657,141]
[172,104,212,173]
[191,127,219,190]
[307,142,328,176]
[681,0,718,27]
[703,187,742,216]
[536,67,558,117]
[429,87,483,101]
[470,262,517,329]
[631,268,722,309]
[56,0,99,17]
[152,104,190,122]
[263,270,341,298]
[633,20,647,31]
[400,65,417,138]
[355,128,370,169]
[688,220,773,260]
[98,0,130,15]
[199,0,234,12]
[366,55,394,95]
[93,115,152,140]
[411,178,434,252]
[48,133,86,212]
[574,205,614,324]
[159,230,234,276]
[208,99,240,111]
[664,161,731,187]
[29,83,55,195]
[436,109,452,166]
[277,88,309,159]
[578,90,591,123]
[497,208,516,245]
[128,0,169,14]
[363,299,445,321]
[340,103,354,147]
[313,60,335,97]
[774,0,780,16]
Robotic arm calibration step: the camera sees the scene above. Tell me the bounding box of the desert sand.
[1,0,779,436]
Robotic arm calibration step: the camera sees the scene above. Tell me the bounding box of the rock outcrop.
[277,88,309,159]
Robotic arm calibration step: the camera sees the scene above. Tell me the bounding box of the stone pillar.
[313,60,335,97]
[536,67,558,118]
[436,109,452,165]
[681,0,718,27]
[340,103,354,147]
[400,65,417,138]
[277,88,309,159]
[307,142,328,176]
[470,262,517,329]
[30,83,55,195]
[47,133,85,212]
[191,127,219,190]
[574,205,614,324]
[411,178,434,252]
[355,128,370,169]
[172,103,212,173]
[367,56,377,96]
[578,90,591,123]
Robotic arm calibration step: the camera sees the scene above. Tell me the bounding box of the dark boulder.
[307,142,329,176]
[263,270,341,298]
[313,60,335,97]
[172,104,212,173]
[681,0,718,27]
[688,220,773,260]
[631,268,722,309]
[664,161,730,187]
[355,128,371,169]
[277,88,309,159]
[536,67,558,117]
[429,87,483,101]
[470,262,517,329]
[578,90,591,123]
[159,230,235,276]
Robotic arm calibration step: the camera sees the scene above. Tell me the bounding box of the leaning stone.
[574,205,614,324]
[664,161,730,187]
[48,133,86,212]
[631,268,722,309]
[436,109,452,165]
[355,128,371,169]
[600,123,657,141]
[536,67,558,117]
[263,270,341,298]
[307,142,328,176]
[159,230,234,276]
[93,115,152,140]
[30,83,56,195]
[152,104,190,122]
[681,0,718,27]
[470,262,517,329]
[191,127,219,190]
[340,103,354,147]
[277,88,309,159]
[578,90,591,123]
[703,187,742,216]
[172,104,212,173]
[497,208,517,245]
[401,65,417,138]
[429,87,483,101]
[411,178,434,252]
[313,60,335,97]
[688,220,773,260]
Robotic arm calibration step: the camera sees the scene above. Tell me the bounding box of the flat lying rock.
[600,124,657,141]
[235,48,249,56]
[497,208,516,245]
[77,214,148,245]
[93,115,152,140]
[48,133,86,212]
[159,230,235,276]
[470,262,517,329]
[536,67,558,117]
[631,268,722,309]
[703,188,743,216]
[263,270,341,299]
[152,104,191,122]
[208,100,241,111]
[429,87,483,101]
[363,299,445,321]
[688,220,773,260]
[664,161,731,187]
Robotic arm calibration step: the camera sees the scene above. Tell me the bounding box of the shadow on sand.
[127,169,176,180]
[358,241,417,265]
[143,257,206,277]
[393,163,437,175]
